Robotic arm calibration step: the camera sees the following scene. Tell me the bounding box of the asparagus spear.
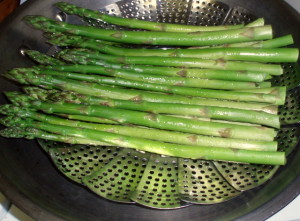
[36,68,271,90]
[46,31,294,50]
[236,86,286,96]
[24,50,65,65]
[0,109,277,151]
[71,43,298,62]
[58,114,119,124]
[0,120,285,165]
[4,70,278,114]
[59,49,283,75]
[22,86,59,100]
[259,35,294,48]
[7,68,283,104]
[63,114,258,126]
[0,127,112,146]
[38,69,274,94]
[44,32,121,47]
[246,18,265,27]
[10,100,277,141]
[173,115,261,126]
[52,62,271,83]
[189,35,294,49]
[18,89,269,127]
[24,15,273,46]
[44,31,296,62]
[6,91,280,128]
[18,88,120,125]
[55,2,246,32]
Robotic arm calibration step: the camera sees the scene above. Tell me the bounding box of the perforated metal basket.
[37,0,300,209]
[0,0,300,220]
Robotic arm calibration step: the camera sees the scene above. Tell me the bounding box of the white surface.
[0,193,11,220]
[267,195,300,221]
[286,0,300,12]
[1,205,34,221]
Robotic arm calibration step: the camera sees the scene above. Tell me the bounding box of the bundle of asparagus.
[1,2,298,166]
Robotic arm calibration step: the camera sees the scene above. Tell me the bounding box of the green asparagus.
[189,35,294,49]
[59,49,283,74]
[6,68,284,104]
[6,91,280,128]
[24,15,273,46]
[24,50,65,65]
[17,101,278,140]
[0,121,285,165]
[49,63,271,83]
[0,108,277,151]
[36,68,272,90]
[71,43,298,62]
[4,70,278,113]
[55,2,246,32]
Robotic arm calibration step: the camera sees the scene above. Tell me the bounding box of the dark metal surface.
[0,0,300,220]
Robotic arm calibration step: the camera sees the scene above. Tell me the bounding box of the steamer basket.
[0,0,300,220]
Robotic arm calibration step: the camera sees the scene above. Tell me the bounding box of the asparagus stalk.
[235,86,286,96]
[75,43,298,62]
[55,2,246,32]
[8,68,283,104]
[37,68,271,90]
[59,114,119,124]
[66,113,261,127]
[6,91,279,128]
[0,127,112,146]
[21,87,60,101]
[12,101,278,141]
[51,62,271,83]
[0,119,285,165]
[246,18,265,27]
[19,88,119,125]
[173,115,261,126]
[4,70,278,114]
[24,50,65,65]
[59,49,283,75]
[18,89,267,127]
[46,31,294,50]
[24,15,273,46]
[0,109,277,151]
[18,88,120,125]
[43,30,297,62]
[44,32,121,47]
[260,35,294,48]
[189,35,294,49]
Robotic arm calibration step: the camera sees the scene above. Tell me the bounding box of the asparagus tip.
[5,92,36,106]
[0,104,19,115]
[23,49,41,57]
[0,127,36,139]
[0,104,32,117]
[0,116,24,127]
[23,15,58,32]
[54,2,77,14]
[22,15,37,23]
[4,91,22,101]
[23,15,47,26]
[0,127,26,138]
[5,68,38,84]
[22,86,54,100]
